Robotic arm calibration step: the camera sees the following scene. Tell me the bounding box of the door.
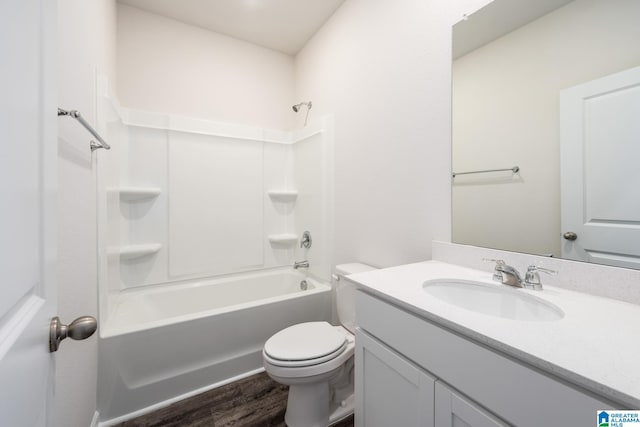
[355,329,435,427]
[434,382,509,427]
[560,66,640,269]
[0,0,57,425]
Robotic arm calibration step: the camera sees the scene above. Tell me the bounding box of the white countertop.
[348,260,640,408]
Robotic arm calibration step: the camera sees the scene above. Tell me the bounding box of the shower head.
[292,101,313,127]
[292,101,312,112]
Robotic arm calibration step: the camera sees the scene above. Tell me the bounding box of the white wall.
[452,0,640,257]
[117,4,296,130]
[57,0,117,426]
[294,0,489,268]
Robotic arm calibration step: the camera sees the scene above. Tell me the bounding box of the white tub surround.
[348,261,640,409]
[97,98,334,293]
[98,269,331,424]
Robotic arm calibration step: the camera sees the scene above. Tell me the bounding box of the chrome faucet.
[293,260,309,269]
[485,259,556,291]
[496,263,523,287]
[485,259,522,288]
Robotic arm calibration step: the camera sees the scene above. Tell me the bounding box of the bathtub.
[97,268,332,425]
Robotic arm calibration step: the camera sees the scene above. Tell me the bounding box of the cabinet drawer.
[356,290,615,427]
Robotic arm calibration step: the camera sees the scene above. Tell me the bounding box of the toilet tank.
[335,263,377,333]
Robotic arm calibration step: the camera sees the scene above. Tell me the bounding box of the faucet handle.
[523,265,557,290]
[483,258,505,282]
[300,231,312,249]
[527,265,557,274]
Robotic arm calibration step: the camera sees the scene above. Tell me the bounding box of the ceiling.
[117,0,346,55]
[453,0,573,59]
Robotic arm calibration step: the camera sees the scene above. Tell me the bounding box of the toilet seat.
[264,322,347,367]
[263,329,355,380]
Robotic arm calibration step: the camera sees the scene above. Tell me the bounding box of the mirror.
[452,0,640,269]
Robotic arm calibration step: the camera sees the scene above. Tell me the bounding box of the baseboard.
[90,411,99,427]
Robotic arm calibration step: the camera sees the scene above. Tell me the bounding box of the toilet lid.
[264,322,346,362]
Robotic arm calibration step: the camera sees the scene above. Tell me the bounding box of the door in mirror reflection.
[561,66,640,269]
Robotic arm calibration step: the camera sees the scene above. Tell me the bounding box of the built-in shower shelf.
[119,243,162,260]
[119,187,161,201]
[267,190,298,202]
[267,234,298,245]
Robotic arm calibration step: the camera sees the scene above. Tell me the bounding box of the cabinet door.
[355,329,435,427]
[435,382,509,427]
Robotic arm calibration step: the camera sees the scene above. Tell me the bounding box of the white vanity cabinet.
[355,329,436,427]
[355,290,617,427]
[355,327,506,427]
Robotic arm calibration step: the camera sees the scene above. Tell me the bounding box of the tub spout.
[293,260,309,269]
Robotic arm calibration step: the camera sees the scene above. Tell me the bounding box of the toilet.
[262,263,377,427]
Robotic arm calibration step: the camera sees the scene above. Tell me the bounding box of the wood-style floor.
[115,372,354,427]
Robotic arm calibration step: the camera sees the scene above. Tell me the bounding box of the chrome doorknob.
[563,232,578,241]
[49,316,97,352]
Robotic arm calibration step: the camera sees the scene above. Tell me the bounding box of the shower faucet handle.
[300,231,312,249]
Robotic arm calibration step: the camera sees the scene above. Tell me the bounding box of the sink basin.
[423,279,564,321]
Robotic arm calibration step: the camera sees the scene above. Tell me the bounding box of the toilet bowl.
[262,263,376,427]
